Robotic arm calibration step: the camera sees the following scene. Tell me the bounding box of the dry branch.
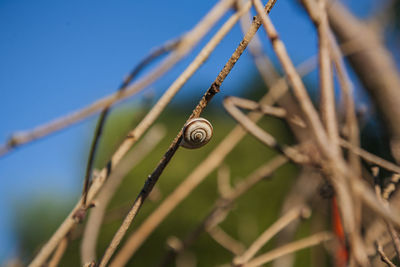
[233,206,311,265]
[327,1,400,164]
[28,1,237,266]
[252,0,331,156]
[252,0,371,264]
[223,96,308,163]
[110,41,321,267]
[244,231,333,267]
[80,125,165,264]
[47,236,69,267]
[376,242,397,267]
[207,226,245,256]
[99,1,281,266]
[158,155,289,267]
[315,0,340,149]
[112,41,321,264]
[82,40,179,206]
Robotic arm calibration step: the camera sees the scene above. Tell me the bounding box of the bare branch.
[233,206,311,265]
[244,232,333,267]
[252,0,331,156]
[327,1,400,163]
[158,155,289,267]
[217,164,233,198]
[208,226,245,255]
[374,169,400,263]
[28,1,236,265]
[111,51,320,266]
[99,1,281,266]
[82,40,179,206]
[316,0,340,150]
[47,236,69,267]
[340,139,400,174]
[80,125,165,265]
[223,96,308,163]
[376,242,397,267]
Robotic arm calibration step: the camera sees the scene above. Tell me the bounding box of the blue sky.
[0,0,379,263]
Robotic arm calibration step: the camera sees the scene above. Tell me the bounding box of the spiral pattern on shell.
[180,118,213,149]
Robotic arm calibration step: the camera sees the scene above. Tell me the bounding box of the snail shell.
[180,118,213,149]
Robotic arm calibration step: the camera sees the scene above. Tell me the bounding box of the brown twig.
[327,1,400,164]
[47,236,69,267]
[271,169,322,267]
[315,0,340,150]
[244,231,333,267]
[225,94,400,178]
[111,53,319,267]
[352,179,400,229]
[28,1,236,266]
[223,96,287,118]
[217,164,233,198]
[383,174,400,200]
[226,87,400,264]
[223,96,308,163]
[111,110,271,267]
[373,168,400,264]
[301,1,367,264]
[208,226,245,255]
[252,0,331,156]
[328,31,361,174]
[158,155,289,267]
[340,139,400,174]
[81,40,179,206]
[237,3,280,86]
[98,1,282,265]
[80,125,165,265]
[253,1,371,264]
[376,242,397,267]
[233,206,311,265]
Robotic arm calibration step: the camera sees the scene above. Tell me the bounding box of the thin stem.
[317,0,339,150]
[217,164,233,198]
[382,174,400,200]
[252,0,331,157]
[233,206,311,265]
[374,170,400,263]
[28,1,235,266]
[82,40,179,206]
[99,1,282,265]
[47,236,69,267]
[339,139,400,174]
[80,125,165,265]
[99,2,281,266]
[328,31,361,175]
[208,226,245,255]
[158,155,289,267]
[224,96,287,118]
[223,96,308,163]
[244,232,333,267]
[253,1,370,264]
[111,53,318,267]
[376,242,397,267]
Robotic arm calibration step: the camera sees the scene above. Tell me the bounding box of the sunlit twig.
[244,232,333,267]
[233,206,311,265]
[80,125,165,265]
[28,1,236,265]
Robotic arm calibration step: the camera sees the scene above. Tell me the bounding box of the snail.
[180,118,213,149]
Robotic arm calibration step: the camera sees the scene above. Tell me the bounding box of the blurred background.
[0,0,398,265]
